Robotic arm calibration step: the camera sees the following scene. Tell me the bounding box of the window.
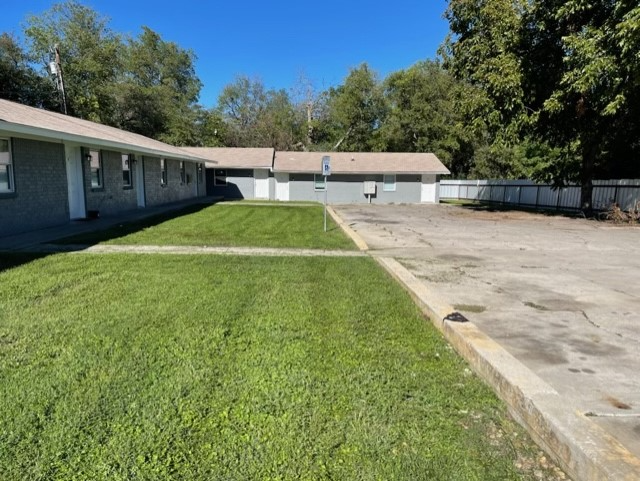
[214,169,227,186]
[88,150,102,189]
[314,174,326,191]
[160,158,167,185]
[122,154,132,187]
[383,174,396,192]
[0,138,14,193]
[179,161,186,184]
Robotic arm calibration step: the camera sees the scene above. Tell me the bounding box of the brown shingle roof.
[181,147,274,169]
[0,99,207,162]
[273,151,450,174]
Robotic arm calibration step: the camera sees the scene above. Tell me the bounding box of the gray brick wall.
[142,158,201,206]
[84,149,137,216]
[0,137,69,236]
[143,156,164,207]
[1,138,207,237]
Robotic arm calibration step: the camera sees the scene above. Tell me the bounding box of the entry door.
[65,145,86,219]
[254,169,269,199]
[421,174,437,203]
[275,173,289,201]
[136,158,146,207]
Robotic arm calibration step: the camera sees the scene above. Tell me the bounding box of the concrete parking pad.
[333,203,640,480]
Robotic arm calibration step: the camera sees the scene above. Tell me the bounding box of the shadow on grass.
[52,202,213,247]
[0,253,51,275]
[442,200,584,219]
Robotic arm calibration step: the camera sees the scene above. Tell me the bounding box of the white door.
[421,174,437,203]
[254,169,269,199]
[65,145,86,219]
[275,173,289,201]
[136,158,145,207]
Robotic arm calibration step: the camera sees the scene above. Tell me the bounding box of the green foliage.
[442,0,527,142]
[0,252,554,480]
[218,76,303,149]
[324,63,387,152]
[114,26,203,145]
[0,33,57,108]
[378,61,472,175]
[24,0,123,123]
[18,2,204,144]
[443,0,640,211]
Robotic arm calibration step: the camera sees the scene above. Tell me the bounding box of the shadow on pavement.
[444,200,584,219]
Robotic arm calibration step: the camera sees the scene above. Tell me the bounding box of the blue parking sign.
[322,156,331,176]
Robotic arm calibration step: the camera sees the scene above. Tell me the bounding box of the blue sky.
[1,0,451,108]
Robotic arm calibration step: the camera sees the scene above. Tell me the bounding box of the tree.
[378,60,472,174]
[290,73,329,150]
[24,1,123,123]
[255,89,303,150]
[0,33,57,108]
[218,76,267,146]
[524,0,640,212]
[218,76,303,149]
[192,107,227,147]
[442,0,527,145]
[325,63,387,152]
[443,0,640,212]
[116,26,203,143]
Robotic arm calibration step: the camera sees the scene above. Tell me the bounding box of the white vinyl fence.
[440,179,640,211]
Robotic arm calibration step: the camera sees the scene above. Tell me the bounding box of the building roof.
[273,151,450,175]
[181,147,274,169]
[0,99,207,162]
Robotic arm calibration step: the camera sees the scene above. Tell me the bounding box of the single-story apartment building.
[0,98,209,237]
[273,151,449,203]
[185,148,449,204]
[1,98,450,236]
[182,147,275,200]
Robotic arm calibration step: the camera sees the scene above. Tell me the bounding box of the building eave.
[0,121,209,163]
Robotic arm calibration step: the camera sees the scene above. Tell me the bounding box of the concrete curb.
[326,206,369,251]
[325,208,640,480]
[375,256,640,481]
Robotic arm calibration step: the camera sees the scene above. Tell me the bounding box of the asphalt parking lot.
[333,202,640,475]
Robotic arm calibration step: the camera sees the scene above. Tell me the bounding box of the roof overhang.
[0,121,209,163]
[273,169,451,175]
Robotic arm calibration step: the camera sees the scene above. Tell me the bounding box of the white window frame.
[0,138,15,194]
[314,174,326,191]
[122,154,133,188]
[160,158,167,185]
[383,174,396,192]
[214,169,227,186]
[88,149,103,189]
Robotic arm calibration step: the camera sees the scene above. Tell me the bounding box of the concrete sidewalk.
[23,243,366,258]
[332,203,640,481]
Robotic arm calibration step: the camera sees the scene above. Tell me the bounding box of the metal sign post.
[322,156,331,232]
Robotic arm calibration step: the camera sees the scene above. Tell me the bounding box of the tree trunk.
[306,101,313,148]
[580,140,596,217]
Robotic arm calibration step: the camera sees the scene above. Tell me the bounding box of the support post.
[323,176,328,232]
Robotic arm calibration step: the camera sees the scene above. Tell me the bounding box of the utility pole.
[49,44,68,115]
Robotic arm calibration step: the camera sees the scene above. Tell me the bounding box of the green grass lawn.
[56,203,355,250]
[0,253,559,480]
